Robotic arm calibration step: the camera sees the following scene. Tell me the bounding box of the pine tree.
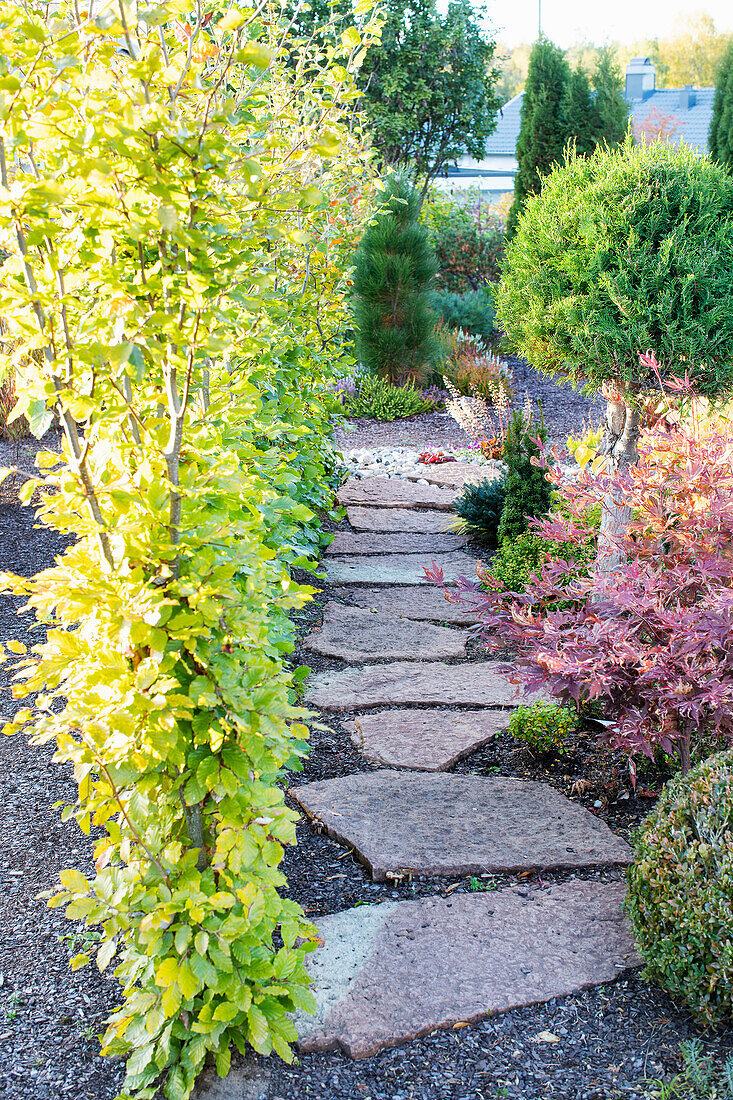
[592,46,629,148]
[562,65,597,157]
[710,41,733,167]
[508,37,570,235]
[351,175,441,386]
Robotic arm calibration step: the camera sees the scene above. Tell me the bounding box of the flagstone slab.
[327,531,468,555]
[293,771,632,881]
[346,506,455,534]
[337,476,457,511]
[405,461,497,489]
[295,881,640,1058]
[306,660,531,711]
[334,586,481,624]
[351,708,505,770]
[324,552,477,586]
[303,606,468,663]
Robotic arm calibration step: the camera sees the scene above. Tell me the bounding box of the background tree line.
[497,12,733,105]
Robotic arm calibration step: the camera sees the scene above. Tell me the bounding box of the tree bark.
[596,386,641,578]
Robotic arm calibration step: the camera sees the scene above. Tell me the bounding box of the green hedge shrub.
[433,223,504,292]
[626,751,733,1025]
[508,701,578,755]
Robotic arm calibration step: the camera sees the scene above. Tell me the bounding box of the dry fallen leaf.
[532,1031,561,1044]
[452,1022,471,1030]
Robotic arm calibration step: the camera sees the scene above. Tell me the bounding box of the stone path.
[327,531,468,555]
[346,505,455,533]
[293,772,631,880]
[303,606,469,663]
[351,708,504,770]
[262,473,642,1074]
[324,550,478,586]
[306,660,538,710]
[294,882,639,1059]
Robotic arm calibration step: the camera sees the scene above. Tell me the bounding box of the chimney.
[625,57,656,101]
[679,84,696,109]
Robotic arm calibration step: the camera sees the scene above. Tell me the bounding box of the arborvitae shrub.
[351,175,441,385]
[497,406,552,543]
[627,751,733,1025]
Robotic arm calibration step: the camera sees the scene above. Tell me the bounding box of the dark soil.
[1,385,731,1100]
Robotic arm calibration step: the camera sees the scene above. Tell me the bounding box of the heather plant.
[497,405,552,543]
[627,752,733,1024]
[427,391,733,774]
[453,476,506,549]
[0,3,376,1097]
[508,701,578,755]
[496,141,733,574]
[343,374,439,420]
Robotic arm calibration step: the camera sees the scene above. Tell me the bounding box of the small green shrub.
[430,287,496,343]
[454,476,506,549]
[497,406,552,544]
[433,222,504,291]
[626,750,733,1025]
[489,530,594,594]
[343,374,435,420]
[508,701,578,755]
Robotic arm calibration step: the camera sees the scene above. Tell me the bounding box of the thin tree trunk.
[597,387,641,578]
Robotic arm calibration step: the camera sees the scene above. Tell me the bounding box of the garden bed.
[0,373,731,1100]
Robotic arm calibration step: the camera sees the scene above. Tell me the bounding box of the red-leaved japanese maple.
[428,385,733,772]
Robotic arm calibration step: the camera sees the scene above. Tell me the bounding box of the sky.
[488,0,733,47]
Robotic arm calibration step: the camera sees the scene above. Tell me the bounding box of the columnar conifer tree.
[508,37,570,234]
[710,41,733,167]
[562,65,597,156]
[351,175,441,385]
[591,46,630,147]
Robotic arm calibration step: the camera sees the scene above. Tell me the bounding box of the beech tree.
[495,140,733,574]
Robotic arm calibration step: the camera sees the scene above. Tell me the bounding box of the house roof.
[483,92,525,155]
[629,87,715,154]
[482,86,715,158]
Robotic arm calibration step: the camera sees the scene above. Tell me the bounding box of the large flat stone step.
[306,660,531,711]
[324,552,477,586]
[334,586,480,624]
[346,506,454,534]
[295,881,640,1058]
[337,477,457,511]
[303,606,468,663]
[327,531,467,555]
[292,771,631,880]
[351,708,505,770]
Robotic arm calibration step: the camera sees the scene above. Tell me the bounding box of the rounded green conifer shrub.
[626,751,733,1025]
[454,475,506,548]
[508,701,578,755]
[496,140,733,397]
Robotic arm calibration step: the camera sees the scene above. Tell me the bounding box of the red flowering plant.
[427,376,733,774]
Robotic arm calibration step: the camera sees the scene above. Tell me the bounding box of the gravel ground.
[1,382,731,1100]
[334,356,604,454]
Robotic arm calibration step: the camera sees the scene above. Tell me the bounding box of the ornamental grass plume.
[427,373,733,774]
